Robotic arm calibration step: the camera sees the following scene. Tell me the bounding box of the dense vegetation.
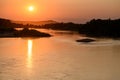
[0,18,51,37]
[0,18,17,35]
[79,19,120,38]
[41,22,81,31]
[0,18,120,38]
[41,19,120,38]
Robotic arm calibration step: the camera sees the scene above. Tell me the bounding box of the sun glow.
[28,6,34,11]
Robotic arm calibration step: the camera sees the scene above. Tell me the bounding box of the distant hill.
[12,20,58,26]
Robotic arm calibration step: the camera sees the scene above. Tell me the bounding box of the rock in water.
[76,38,95,43]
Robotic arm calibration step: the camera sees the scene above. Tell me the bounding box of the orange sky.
[0,0,120,23]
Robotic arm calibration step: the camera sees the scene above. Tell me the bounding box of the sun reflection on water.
[27,40,33,68]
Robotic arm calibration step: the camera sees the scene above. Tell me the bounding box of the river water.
[0,29,120,80]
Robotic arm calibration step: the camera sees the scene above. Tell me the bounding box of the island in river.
[0,18,51,38]
[0,27,51,38]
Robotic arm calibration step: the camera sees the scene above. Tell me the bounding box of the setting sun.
[28,6,34,11]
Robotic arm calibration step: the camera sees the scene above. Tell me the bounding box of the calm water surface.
[0,29,120,80]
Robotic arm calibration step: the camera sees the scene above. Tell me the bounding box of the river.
[0,29,120,80]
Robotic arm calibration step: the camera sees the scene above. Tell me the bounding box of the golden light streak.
[27,40,33,68]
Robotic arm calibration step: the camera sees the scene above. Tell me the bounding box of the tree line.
[0,18,120,38]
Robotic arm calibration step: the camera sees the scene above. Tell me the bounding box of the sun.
[28,6,34,11]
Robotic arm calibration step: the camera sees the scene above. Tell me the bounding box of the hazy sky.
[0,0,120,23]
